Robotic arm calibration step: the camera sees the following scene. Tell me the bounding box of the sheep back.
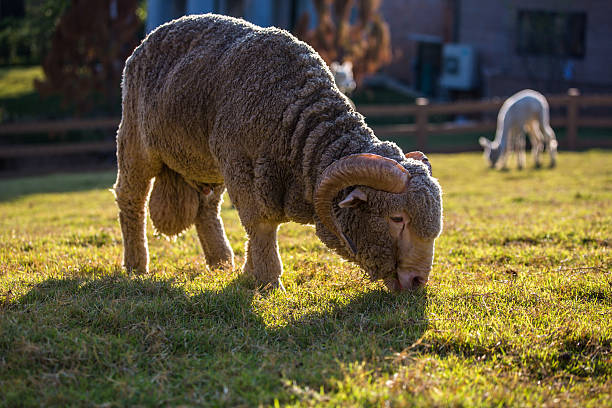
[121,14,357,224]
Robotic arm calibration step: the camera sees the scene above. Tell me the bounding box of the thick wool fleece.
[114,14,442,284]
[324,159,442,280]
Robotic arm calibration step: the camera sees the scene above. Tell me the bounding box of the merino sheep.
[479,89,558,169]
[114,14,443,292]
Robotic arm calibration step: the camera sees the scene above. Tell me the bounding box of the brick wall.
[378,0,448,84]
[458,0,612,97]
[377,0,612,97]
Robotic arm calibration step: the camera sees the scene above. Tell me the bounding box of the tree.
[0,0,69,65]
[295,0,391,85]
[35,0,142,114]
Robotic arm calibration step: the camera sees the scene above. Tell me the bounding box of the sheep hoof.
[206,258,234,271]
[258,278,286,293]
[123,263,148,275]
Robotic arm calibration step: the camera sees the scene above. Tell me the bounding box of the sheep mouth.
[384,275,426,292]
[384,276,403,292]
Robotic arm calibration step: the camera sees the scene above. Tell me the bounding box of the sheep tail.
[149,166,200,237]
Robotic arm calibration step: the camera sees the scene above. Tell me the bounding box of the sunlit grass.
[0,151,610,406]
[0,66,43,99]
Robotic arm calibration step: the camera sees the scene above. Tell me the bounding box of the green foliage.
[0,65,58,123]
[350,84,415,106]
[0,0,69,65]
[35,0,142,115]
[0,151,611,406]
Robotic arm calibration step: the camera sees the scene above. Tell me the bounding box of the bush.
[0,0,69,66]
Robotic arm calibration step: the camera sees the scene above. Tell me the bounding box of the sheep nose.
[398,272,427,290]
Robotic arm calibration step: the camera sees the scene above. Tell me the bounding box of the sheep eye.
[390,216,404,223]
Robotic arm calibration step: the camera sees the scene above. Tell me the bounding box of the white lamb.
[330,61,356,95]
[479,89,558,169]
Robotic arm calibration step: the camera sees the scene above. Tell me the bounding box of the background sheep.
[479,89,558,169]
[114,14,443,292]
[330,61,356,95]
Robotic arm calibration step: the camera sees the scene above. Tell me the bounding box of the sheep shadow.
[2,271,427,404]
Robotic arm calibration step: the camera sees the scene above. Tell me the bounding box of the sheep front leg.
[528,125,544,168]
[195,186,234,270]
[544,125,558,168]
[497,147,509,171]
[243,222,284,288]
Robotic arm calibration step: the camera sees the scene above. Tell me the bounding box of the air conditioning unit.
[439,44,479,90]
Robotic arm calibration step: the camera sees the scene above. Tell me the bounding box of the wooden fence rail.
[0,89,611,160]
[0,117,119,135]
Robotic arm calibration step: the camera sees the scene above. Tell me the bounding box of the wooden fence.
[0,118,118,159]
[1,89,611,161]
[360,88,612,151]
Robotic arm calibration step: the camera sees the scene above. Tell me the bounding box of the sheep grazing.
[114,14,443,292]
[479,89,558,169]
[330,61,356,95]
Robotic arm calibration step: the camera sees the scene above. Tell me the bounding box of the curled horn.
[314,153,411,255]
[405,151,432,175]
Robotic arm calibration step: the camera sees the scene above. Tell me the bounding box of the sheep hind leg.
[243,222,284,290]
[114,149,158,274]
[194,185,234,270]
[527,121,545,168]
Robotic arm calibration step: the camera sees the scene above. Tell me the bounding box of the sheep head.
[479,137,502,168]
[314,152,442,292]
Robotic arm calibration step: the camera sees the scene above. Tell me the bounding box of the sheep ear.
[338,188,367,208]
[479,137,490,148]
[405,151,432,175]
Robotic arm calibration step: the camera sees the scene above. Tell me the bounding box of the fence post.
[415,97,429,151]
[566,88,580,150]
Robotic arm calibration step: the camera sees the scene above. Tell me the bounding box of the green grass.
[0,65,68,123]
[1,152,611,407]
[351,84,416,105]
[0,66,43,99]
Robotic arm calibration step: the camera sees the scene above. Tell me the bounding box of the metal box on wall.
[439,44,479,91]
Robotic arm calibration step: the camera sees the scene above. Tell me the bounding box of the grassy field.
[0,151,610,407]
[0,66,44,99]
[0,65,67,123]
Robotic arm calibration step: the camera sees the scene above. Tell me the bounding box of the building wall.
[378,0,449,85]
[147,0,313,33]
[145,0,612,98]
[458,0,612,96]
[145,0,450,89]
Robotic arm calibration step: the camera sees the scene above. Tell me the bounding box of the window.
[517,10,587,59]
